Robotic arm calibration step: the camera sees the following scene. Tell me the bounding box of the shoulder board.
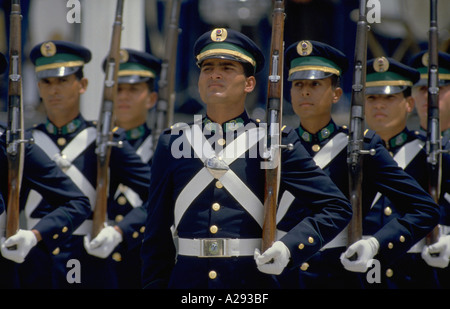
[281,125,293,135]
[363,129,376,141]
[163,121,193,134]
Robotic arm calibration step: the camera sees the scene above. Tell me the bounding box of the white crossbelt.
[177,237,261,257]
[174,124,266,232]
[113,134,153,207]
[364,139,426,252]
[277,132,349,249]
[25,128,97,235]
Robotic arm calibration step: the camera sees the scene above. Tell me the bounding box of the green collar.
[203,117,245,133]
[297,122,336,143]
[388,131,408,148]
[125,124,146,140]
[45,118,82,135]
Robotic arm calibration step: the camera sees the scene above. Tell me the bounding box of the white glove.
[83,226,123,259]
[340,237,379,272]
[421,235,450,268]
[254,241,291,275]
[1,230,38,263]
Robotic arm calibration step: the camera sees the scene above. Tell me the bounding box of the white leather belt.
[177,238,261,257]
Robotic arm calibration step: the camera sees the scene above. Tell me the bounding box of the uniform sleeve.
[110,135,151,249]
[141,133,177,289]
[23,142,91,251]
[364,133,440,265]
[277,129,352,269]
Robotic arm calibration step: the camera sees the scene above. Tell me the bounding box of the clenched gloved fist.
[1,229,38,263]
[254,241,291,275]
[340,237,379,272]
[421,235,450,268]
[84,226,123,258]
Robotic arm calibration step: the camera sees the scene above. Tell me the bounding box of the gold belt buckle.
[201,239,228,257]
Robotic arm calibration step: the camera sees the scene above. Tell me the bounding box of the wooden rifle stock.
[347,0,370,247]
[425,0,441,245]
[262,0,285,253]
[6,0,26,239]
[92,0,125,238]
[152,0,181,151]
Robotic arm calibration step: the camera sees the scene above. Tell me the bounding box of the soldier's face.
[198,58,255,107]
[365,92,414,136]
[290,78,342,121]
[38,74,87,117]
[115,82,157,129]
[413,84,450,131]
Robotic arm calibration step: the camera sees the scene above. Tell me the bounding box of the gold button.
[52,247,60,255]
[308,237,314,244]
[62,226,68,233]
[212,203,220,211]
[384,207,392,216]
[112,252,122,262]
[215,181,223,189]
[57,137,66,146]
[312,144,321,152]
[217,138,226,146]
[117,196,127,205]
[298,243,305,250]
[140,226,145,233]
[210,225,218,234]
[388,242,394,249]
[53,234,59,240]
[399,236,405,243]
[209,270,217,279]
[389,151,394,157]
[132,231,139,239]
[300,263,309,271]
[115,215,124,222]
[386,268,394,277]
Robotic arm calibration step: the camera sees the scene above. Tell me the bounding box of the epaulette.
[363,129,376,141]
[163,121,192,134]
[112,126,125,137]
[281,124,293,135]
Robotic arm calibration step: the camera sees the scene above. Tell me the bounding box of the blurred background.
[0,0,449,130]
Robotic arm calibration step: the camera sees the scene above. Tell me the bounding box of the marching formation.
[0,0,449,290]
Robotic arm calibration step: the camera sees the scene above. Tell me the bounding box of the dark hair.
[242,62,255,78]
[402,87,411,98]
[330,75,340,89]
[146,78,155,92]
[74,67,84,80]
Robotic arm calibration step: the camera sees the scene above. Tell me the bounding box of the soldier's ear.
[332,87,343,103]
[79,77,88,94]
[244,76,256,93]
[406,95,415,113]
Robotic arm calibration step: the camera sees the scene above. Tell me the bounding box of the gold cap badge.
[421,52,429,67]
[210,28,228,42]
[119,49,129,63]
[297,40,313,56]
[40,41,57,57]
[373,56,389,72]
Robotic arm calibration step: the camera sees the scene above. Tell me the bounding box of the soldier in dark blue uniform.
[281,40,440,288]
[108,48,161,288]
[410,51,450,288]
[140,28,353,289]
[0,51,91,289]
[24,41,151,289]
[364,56,443,288]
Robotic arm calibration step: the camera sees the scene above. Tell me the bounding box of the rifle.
[425,0,441,245]
[261,0,288,252]
[6,0,30,240]
[152,0,182,151]
[92,0,125,238]
[347,0,373,248]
